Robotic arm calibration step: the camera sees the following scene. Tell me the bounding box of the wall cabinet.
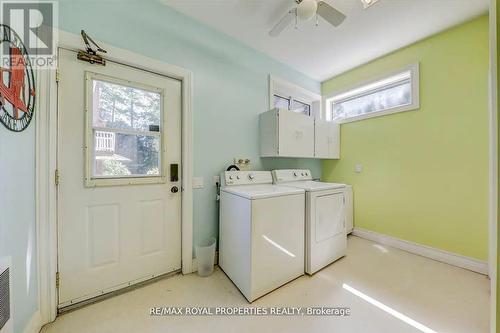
[314,119,340,159]
[260,108,315,158]
[259,108,340,159]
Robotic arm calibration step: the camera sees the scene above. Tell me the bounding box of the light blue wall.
[58,0,321,250]
[0,125,38,332]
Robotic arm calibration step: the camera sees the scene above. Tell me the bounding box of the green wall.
[322,15,489,260]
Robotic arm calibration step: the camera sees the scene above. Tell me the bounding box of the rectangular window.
[273,94,311,116]
[85,72,165,186]
[273,94,290,109]
[270,75,320,117]
[290,99,311,116]
[326,64,419,123]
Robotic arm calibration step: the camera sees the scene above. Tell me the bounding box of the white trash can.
[195,237,216,277]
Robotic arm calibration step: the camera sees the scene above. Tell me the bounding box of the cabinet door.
[315,119,340,159]
[278,110,314,157]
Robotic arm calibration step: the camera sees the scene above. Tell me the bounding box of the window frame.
[324,63,420,123]
[84,71,168,187]
[269,75,321,117]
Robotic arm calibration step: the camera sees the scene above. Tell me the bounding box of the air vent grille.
[0,267,10,330]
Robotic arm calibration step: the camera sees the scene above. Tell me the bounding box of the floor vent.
[0,259,11,333]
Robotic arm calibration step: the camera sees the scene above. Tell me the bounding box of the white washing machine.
[273,169,347,275]
[219,171,305,302]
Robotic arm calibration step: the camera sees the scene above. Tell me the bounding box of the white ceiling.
[161,0,489,82]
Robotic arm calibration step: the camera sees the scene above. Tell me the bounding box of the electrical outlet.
[355,164,363,173]
[213,175,220,185]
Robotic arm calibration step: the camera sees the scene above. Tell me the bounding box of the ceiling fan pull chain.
[295,8,298,29]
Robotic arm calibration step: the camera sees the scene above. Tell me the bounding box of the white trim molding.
[36,29,194,326]
[35,54,58,325]
[22,310,42,333]
[352,228,488,275]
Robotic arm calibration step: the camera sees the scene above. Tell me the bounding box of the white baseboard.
[22,310,42,333]
[352,228,489,276]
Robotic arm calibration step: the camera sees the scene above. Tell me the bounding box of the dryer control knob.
[248,174,255,180]
[293,172,298,177]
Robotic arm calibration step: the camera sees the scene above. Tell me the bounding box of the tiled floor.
[41,236,490,333]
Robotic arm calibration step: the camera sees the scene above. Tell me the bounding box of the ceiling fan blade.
[317,1,346,27]
[269,9,296,37]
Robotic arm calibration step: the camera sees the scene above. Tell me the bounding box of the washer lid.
[221,184,304,200]
[279,181,345,192]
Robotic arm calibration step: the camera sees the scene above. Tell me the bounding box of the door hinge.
[55,272,60,288]
[55,169,60,186]
[55,70,60,83]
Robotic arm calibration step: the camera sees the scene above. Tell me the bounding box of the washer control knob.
[236,175,240,180]
[248,173,255,180]
[293,172,298,177]
[229,175,233,180]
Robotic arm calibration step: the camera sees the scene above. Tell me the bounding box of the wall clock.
[0,24,36,132]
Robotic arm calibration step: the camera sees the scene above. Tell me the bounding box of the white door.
[307,190,346,274]
[57,48,182,307]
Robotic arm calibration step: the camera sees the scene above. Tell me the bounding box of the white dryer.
[273,169,347,275]
[219,171,305,302]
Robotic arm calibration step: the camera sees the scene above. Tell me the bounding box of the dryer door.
[307,190,347,274]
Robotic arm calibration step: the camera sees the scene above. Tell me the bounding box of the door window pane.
[93,132,160,177]
[92,80,161,132]
[87,74,164,182]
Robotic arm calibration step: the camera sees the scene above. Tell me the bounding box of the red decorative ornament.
[0,24,36,132]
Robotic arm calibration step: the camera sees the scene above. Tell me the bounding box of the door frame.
[35,30,194,325]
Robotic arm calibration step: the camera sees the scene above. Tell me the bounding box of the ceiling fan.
[269,0,346,37]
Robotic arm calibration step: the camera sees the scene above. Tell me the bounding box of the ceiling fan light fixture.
[297,0,318,21]
[269,0,346,37]
[361,0,380,9]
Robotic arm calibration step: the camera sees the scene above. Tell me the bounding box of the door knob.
[171,186,179,193]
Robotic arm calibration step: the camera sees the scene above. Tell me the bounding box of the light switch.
[193,177,204,189]
[355,164,363,173]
